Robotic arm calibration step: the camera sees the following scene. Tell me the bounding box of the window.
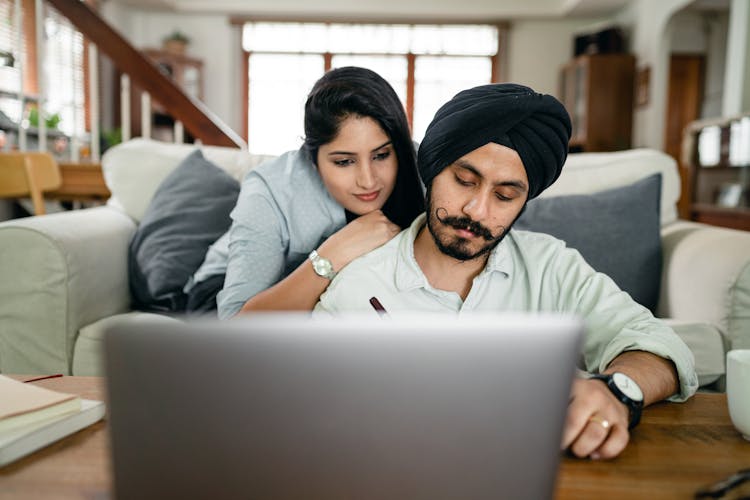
[0,0,85,152]
[242,22,503,155]
[42,6,85,139]
[0,0,29,124]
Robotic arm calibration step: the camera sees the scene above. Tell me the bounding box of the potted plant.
[27,107,61,129]
[162,31,190,55]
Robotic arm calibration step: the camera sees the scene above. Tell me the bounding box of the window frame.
[234,18,509,144]
[0,0,92,138]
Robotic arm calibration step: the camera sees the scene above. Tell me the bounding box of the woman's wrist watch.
[590,372,644,429]
[309,249,337,280]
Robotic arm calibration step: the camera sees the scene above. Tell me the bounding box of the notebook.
[0,376,105,467]
[104,312,583,500]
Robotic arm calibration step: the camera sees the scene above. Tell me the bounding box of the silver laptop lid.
[105,312,582,500]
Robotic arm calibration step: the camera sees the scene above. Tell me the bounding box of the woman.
[187,66,424,319]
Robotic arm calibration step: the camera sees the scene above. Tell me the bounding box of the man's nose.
[462,195,488,220]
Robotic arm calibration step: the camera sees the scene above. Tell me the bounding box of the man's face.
[425,143,529,261]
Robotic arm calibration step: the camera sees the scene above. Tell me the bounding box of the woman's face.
[316,115,398,215]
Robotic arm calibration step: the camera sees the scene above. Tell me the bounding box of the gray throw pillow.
[129,149,240,312]
[515,173,662,311]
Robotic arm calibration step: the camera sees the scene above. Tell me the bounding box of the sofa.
[1,138,748,386]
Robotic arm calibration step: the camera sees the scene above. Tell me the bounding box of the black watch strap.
[590,373,644,430]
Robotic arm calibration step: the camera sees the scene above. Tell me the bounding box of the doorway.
[664,53,705,219]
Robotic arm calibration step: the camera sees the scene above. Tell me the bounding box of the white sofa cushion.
[546,148,680,225]
[73,311,182,376]
[663,319,726,388]
[104,142,680,225]
[102,138,274,222]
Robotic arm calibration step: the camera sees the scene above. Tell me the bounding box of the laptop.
[104,312,583,500]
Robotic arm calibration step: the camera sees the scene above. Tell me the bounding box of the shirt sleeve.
[550,245,699,402]
[313,268,346,315]
[312,299,334,316]
[217,174,288,319]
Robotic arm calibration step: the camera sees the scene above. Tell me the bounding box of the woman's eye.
[373,151,391,161]
[334,158,355,167]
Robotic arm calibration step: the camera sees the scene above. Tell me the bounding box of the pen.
[369,297,389,317]
[23,374,63,383]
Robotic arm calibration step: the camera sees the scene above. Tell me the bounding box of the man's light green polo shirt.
[316,213,699,401]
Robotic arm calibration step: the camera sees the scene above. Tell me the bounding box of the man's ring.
[589,415,611,430]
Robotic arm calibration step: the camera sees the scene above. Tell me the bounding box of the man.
[314,83,698,460]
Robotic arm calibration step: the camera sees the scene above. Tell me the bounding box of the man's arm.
[603,350,679,405]
[547,243,697,402]
[561,350,679,460]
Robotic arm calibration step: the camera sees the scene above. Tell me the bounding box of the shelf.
[692,203,750,214]
[558,53,635,152]
[0,90,39,102]
[691,203,750,231]
[683,113,750,231]
[696,164,750,171]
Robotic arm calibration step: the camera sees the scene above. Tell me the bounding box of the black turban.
[417,83,572,200]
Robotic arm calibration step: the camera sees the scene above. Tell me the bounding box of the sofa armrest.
[0,206,136,374]
[658,220,750,351]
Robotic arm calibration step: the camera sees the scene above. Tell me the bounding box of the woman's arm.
[238,210,399,313]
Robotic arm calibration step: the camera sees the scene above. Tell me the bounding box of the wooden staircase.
[22,0,246,153]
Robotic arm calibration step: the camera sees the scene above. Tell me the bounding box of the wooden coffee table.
[0,376,110,499]
[2,376,749,499]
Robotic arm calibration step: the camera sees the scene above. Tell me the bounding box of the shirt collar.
[394,214,429,291]
[395,213,512,292]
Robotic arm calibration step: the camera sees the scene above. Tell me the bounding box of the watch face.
[612,372,644,402]
[313,259,332,275]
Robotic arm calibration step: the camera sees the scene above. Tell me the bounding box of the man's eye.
[455,175,473,186]
[495,192,513,202]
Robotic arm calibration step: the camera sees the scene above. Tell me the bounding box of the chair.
[0,152,62,215]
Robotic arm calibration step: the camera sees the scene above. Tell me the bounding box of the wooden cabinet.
[558,53,635,152]
[122,49,204,142]
[683,115,750,231]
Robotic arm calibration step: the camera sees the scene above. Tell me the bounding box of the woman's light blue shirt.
[206,150,346,319]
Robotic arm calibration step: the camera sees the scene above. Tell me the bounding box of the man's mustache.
[435,210,496,241]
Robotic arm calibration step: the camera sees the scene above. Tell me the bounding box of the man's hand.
[561,378,631,459]
[561,351,680,460]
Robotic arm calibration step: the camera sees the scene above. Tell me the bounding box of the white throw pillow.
[102,138,275,222]
[544,148,680,226]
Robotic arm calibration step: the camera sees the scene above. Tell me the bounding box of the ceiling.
[104,0,633,19]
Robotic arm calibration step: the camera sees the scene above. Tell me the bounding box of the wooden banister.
[45,0,246,149]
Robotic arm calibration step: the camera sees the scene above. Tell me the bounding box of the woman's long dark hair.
[302,66,424,229]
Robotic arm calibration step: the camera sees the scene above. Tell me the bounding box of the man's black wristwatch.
[590,372,644,429]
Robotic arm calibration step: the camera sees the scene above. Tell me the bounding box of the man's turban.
[417,83,572,200]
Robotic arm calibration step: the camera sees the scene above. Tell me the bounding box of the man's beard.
[424,186,524,261]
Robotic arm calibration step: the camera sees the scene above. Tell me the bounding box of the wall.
[116,0,566,20]
[100,8,610,138]
[669,8,729,120]
[670,9,708,53]
[615,0,693,150]
[506,17,608,96]
[723,0,750,115]
[101,6,243,134]
[702,11,729,119]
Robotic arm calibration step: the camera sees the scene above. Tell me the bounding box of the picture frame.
[635,66,650,108]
